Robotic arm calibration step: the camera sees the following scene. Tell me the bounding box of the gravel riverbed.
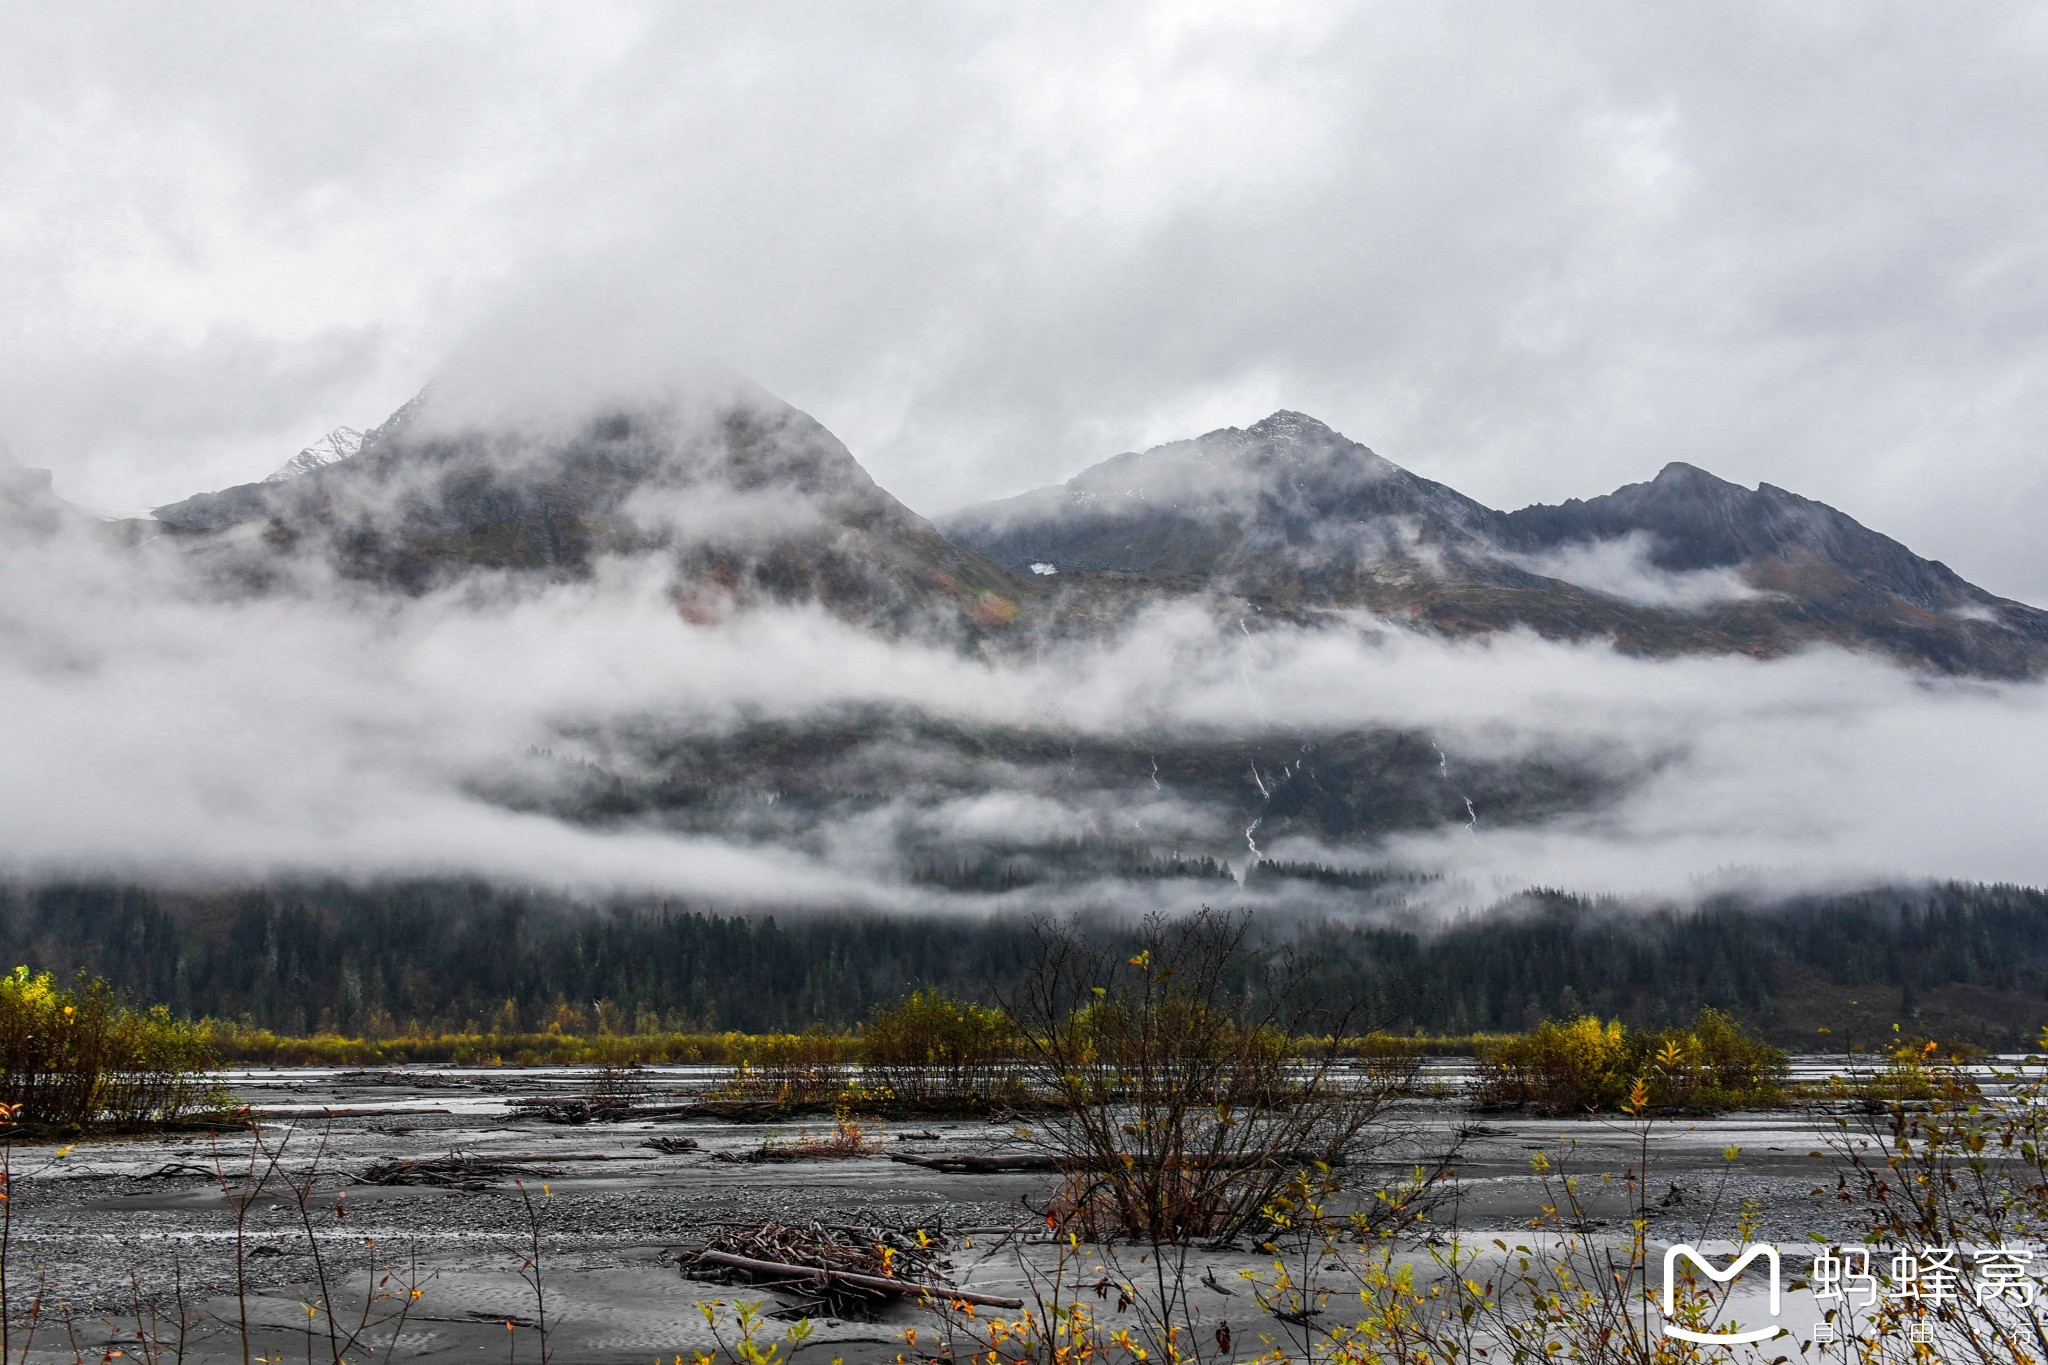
[0,1064,1893,1362]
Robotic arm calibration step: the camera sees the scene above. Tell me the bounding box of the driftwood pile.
[355,1154,561,1192]
[507,1098,639,1124]
[675,1221,1021,1314]
[335,1070,471,1089]
[507,1097,704,1125]
[641,1135,699,1154]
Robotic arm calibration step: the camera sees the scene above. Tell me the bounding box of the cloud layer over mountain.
[7,4,2048,603]
[7,492,2047,913]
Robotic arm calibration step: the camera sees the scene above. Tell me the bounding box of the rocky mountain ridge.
[149,383,1021,635]
[942,411,2048,677]
[132,391,2048,676]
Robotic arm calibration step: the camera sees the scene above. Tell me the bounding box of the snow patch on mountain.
[264,427,364,483]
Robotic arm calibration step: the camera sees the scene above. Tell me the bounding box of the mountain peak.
[940,409,1494,582]
[944,413,2048,678]
[145,379,1020,633]
[1245,410,1337,439]
[1650,460,1734,488]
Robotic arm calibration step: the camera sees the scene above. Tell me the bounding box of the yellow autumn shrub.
[0,967,222,1128]
[1475,1009,1784,1114]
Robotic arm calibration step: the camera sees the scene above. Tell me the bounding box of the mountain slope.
[1495,462,2048,676]
[943,413,2048,676]
[153,383,1023,634]
[1500,460,1999,610]
[0,457,165,544]
[942,411,1498,586]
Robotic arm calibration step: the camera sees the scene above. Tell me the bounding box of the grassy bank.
[203,1023,1515,1067]
[3,964,1786,1123]
[204,1023,848,1067]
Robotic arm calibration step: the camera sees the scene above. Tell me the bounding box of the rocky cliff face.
[943,413,2048,677]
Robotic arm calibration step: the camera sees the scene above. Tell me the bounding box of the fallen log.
[692,1250,1023,1310]
[254,1106,453,1119]
[357,1156,548,1191]
[478,1152,655,1163]
[889,1152,1061,1173]
[889,1149,1340,1174]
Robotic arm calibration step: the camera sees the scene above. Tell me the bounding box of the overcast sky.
[7,3,2048,600]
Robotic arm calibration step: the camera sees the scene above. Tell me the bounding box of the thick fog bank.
[3,519,2044,910]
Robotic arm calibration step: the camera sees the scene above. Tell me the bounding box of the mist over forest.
[6,876,2044,1048]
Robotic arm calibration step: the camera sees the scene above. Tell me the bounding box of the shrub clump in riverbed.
[1473,1008,1787,1115]
[0,967,229,1131]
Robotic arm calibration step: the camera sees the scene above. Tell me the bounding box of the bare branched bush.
[1817,1031,2048,1362]
[581,1036,651,1110]
[202,1121,431,1365]
[714,1030,852,1110]
[1004,909,1442,1247]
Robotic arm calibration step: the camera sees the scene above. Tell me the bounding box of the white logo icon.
[1662,1244,1783,1344]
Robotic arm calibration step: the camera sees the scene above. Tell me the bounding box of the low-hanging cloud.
[5,507,2047,914]
[1497,531,1762,611]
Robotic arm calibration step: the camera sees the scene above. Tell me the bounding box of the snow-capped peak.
[264,426,364,483]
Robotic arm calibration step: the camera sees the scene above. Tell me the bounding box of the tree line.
[0,877,2043,1044]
